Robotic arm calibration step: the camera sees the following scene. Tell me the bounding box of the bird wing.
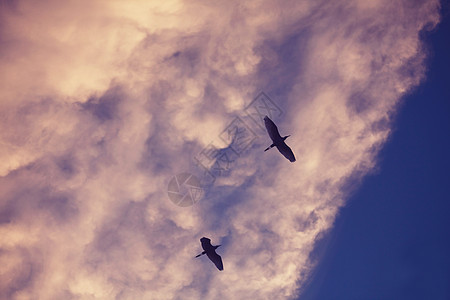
[200,237,212,251]
[277,142,296,162]
[206,252,224,271]
[264,116,281,142]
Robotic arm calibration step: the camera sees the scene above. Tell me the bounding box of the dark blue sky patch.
[139,112,205,177]
[198,186,245,232]
[54,153,79,179]
[81,85,123,122]
[346,91,374,115]
[141,132,176,175]
[298,11,450,299]
[255,29,310,107]
[38,193,78,223]
[0,159,79,225]
[0,203,14,224]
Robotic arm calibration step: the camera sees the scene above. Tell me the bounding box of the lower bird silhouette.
[195,237,223,271]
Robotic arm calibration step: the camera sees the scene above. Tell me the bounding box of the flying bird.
[264,115,296,162]
[195,237,223,271]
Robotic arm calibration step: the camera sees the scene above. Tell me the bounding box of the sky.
[300,4,450,299]
[0,0,446,299]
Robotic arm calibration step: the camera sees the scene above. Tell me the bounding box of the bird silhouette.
[195,237,223,271]
[263,116,296,162]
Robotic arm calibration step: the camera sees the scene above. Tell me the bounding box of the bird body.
[264,116,296,162]
[196,237,223,271]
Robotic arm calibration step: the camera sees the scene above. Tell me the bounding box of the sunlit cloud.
[0,0,440,299]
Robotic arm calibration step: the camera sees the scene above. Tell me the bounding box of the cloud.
[0,0,440,299]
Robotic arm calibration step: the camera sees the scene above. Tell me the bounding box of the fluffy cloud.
[0,0,440,299]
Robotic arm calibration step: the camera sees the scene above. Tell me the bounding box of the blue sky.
[300,4,450,299]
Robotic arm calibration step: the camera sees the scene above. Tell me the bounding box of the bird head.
[283,135,290,140]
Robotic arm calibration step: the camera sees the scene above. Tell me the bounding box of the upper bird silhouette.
[195,237,223,271]
[264,115,296,162]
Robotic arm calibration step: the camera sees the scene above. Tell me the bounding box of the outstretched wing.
[264,116,281,142]
[207,252,224,271]
[277,142,296,162]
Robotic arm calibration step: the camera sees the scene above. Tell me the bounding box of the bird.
[195,237,223,271]
[263,115,296,162]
